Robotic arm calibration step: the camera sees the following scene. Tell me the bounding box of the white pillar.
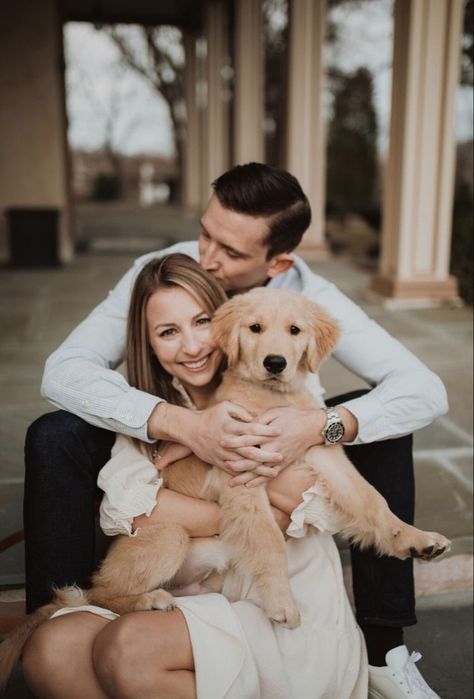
[371,0,463,305]
[183,30,201,212]
[286,0,327,254]
[201,0,231,207]
[233,0,264,164]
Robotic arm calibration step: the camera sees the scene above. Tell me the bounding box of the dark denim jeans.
[24,391,416,627]
[326,390,416,629]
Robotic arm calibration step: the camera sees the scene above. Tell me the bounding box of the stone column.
[286,0,327,255]
[183,30,202,212]
[233,0,264,164]
[371,0,464,305]
[0,0,72,263]
[201,0,231,207]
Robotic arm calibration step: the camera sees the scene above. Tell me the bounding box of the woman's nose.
[181,331,202,356]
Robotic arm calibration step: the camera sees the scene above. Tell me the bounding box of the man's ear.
[211,297,242,367]
[305,302,340,373]
[267,254,294,279]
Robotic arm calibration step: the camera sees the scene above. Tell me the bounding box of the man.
[26,163,447,699]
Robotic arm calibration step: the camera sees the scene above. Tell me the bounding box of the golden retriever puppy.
[0,289,450,687]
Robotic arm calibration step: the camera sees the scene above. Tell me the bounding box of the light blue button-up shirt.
[41,241,448,444]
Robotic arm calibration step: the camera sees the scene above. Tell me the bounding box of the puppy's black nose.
[263,354,287,375]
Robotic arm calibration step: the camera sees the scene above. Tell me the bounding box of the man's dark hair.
[211,163,311,260]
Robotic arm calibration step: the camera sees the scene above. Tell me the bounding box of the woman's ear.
[211,297,242,367]
[305,302,340,373]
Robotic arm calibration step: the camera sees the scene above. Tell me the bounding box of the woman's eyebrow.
[154,321,175,331]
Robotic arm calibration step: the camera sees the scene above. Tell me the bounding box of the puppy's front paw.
[409,532,451,561]
[135,589,176,611]
[264,596,301,629]
[385,524,451,561]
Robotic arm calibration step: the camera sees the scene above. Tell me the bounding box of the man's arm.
[272,262,448,444]
[313,281,448,443]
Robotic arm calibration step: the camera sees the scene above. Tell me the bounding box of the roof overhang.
[60,0,205,29]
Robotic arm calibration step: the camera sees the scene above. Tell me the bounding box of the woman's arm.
[266,463,316,515]
[133,488,291,536]
[133,488,221,538]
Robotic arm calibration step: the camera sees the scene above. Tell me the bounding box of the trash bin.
[6,207,60,267]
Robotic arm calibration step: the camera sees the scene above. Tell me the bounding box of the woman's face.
[146,285,223,393]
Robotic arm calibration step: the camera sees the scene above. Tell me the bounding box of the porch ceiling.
[60,0,205,28]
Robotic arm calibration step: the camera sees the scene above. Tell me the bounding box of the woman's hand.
[270,505,291,533]
[154,441,193,470]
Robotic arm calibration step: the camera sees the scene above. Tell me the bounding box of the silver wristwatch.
[322,407,345,445]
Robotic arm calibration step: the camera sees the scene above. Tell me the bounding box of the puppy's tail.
[0,585,89,692]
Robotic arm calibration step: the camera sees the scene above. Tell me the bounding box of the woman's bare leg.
[22,612,111,699]
[93,608,196,699]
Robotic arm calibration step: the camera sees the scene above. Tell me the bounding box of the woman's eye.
[197,317,211,326]
[159,328,176,337]
[290,325,301,336]
[249,323,262,333]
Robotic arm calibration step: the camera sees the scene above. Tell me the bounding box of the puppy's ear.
[305,302,340,373]
[212,297,242,368]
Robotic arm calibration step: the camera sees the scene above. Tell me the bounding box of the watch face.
[326,422,345,443]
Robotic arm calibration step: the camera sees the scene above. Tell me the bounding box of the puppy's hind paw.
[135,589,176,611]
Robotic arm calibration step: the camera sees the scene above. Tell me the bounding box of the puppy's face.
[212,288,339,389]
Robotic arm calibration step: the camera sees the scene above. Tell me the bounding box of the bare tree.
[104,25,185,197]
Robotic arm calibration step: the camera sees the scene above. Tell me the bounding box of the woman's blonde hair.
[126,253,228,458]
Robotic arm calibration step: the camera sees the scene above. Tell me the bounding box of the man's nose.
[201,243,219,271]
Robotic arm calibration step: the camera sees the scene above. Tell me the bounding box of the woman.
[22,254,367,699]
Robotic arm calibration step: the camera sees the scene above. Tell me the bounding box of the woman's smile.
[180,352,215,372]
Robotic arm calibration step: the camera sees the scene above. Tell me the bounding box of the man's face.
[198,195,276,294]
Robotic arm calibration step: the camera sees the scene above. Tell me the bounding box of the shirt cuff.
[114,389,163,442]
[340,393,389,445]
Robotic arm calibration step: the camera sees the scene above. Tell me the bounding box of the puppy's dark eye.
[290,325,301,336]
[249,323,262,333]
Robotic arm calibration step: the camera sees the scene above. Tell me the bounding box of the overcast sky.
[63,0,473,158]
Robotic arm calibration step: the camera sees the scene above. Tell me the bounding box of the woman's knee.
[93,614,155,697]
[22,619,75,690]
[93,612,176,698]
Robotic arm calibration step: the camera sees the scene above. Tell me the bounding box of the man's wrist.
[147,402,193,443]
[336,405,359,442]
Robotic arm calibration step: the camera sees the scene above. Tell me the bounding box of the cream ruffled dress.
[53,374,368,698]
[53,436,367,699]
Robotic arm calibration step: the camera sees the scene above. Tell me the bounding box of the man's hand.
[228,404,359,487]
[148,401,283,473]
[227,406,325,487]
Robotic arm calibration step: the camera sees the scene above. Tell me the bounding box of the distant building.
[71,150,178,202]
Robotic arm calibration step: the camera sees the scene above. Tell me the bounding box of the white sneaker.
[368,645,441,699]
